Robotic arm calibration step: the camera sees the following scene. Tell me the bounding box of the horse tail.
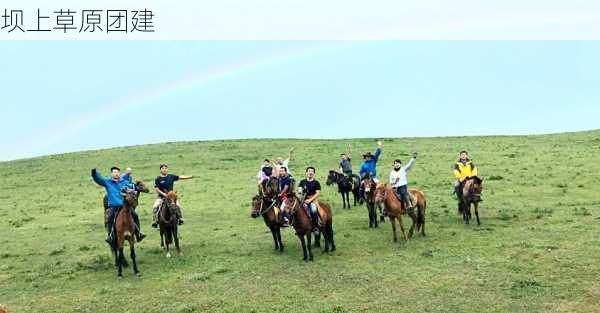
[418,199,426,228]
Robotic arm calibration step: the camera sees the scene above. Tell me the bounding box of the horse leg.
[270,226,279,251]
[323,226,330,253]
[174,227,182,256]
[314,231,321,248]
[397,216,409,242]
[277,226,284,252]
[165,229,171,258]
[407,211,417,239]
[368,204,374,228]
[378,203,385,223]
[130,243,140,277]
[329,223,336,252]
[160,229,165,249]
[474,202,481,225]
[464,203,470,225]
[307,233,314,262]
[390,217,398,242]
[117,248,124,277]
[299,234,308,261]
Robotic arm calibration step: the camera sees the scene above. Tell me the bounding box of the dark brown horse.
[460,177,484,225]
[286,195,335,262]
[251,177,284,252]
[104,181,148,270]
[374,184,427,242]
[361,174,384,228]
[114,186,146,278]
[326,171,360,209]
[159,191,182,258]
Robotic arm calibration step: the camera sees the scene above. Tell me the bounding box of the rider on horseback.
[151,164,194,228]
[389,152,418,210]
[339,144,353,178]
[91,167,146,244]
[453,151,478,201]
[277,166,292,226]
[359,140,383,200]
[299,167,322,235]
[257,159,274,188]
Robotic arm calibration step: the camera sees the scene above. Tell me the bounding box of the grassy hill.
[2,130,600,313]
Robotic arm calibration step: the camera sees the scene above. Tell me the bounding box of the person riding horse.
[389,152,418,210]
[152,164,194,228]
[91,166,146,243]
[277,166,293,226]
[359,140,383,200]
[453,150,479,205]
[339,144,353,178]
[298,167,322,235]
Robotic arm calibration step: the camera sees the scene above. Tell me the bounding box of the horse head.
[251,194,263,218]
[120,186,139,208]
[326,170,337,186]
[464,176,484,202]
[374,183,387,204]
[134,180,150,194]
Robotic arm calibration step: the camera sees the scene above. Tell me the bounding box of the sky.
[1,40,599,161]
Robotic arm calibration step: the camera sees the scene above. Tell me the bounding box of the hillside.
[2,130,600,313]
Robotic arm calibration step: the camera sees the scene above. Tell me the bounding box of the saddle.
[393,190,417,209]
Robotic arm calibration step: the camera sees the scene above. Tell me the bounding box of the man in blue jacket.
[359,140,383,200]
[92,166,146,243]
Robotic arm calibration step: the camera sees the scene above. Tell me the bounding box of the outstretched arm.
[91,169,107,187]
[179,175,194,180]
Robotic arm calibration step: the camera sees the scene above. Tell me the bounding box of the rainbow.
[25,41,353,156]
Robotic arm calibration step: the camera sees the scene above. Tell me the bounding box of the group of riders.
[91,164,193,244]
[256,140,480,234]
[90,142,479,245]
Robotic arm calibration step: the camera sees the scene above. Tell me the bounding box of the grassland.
[1,130,600,313]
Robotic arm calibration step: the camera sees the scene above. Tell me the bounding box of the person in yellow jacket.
[453,150,478,200]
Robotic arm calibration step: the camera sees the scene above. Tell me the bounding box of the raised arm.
[121,167,132,182]
[91,168,107,187]
[405,157,416,172]
[373,147,382,162]
[287,147,296,162]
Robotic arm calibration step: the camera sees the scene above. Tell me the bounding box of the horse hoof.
[117,275,123,279]
[136,272,142,278]
[309,257,314,262]
[177,252,183,257]
[166,252,172,258]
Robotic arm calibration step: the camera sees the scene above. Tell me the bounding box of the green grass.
[2,130,600,312]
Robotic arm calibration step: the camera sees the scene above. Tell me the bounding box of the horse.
[158,191,182,258]
[459,177,484,225]
[374,184,427,242]
[251,177,285,252]
[361,174,384,228]
[104,181,148,269]
[114,186,147,278]
[286,195,335,262]
[326,171,360,209]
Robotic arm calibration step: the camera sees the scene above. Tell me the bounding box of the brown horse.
[104,181,148,270]
[286,195,335,262]
[159,191,182,258]
[460,177,484,225]
[361,174,384,228]
[114,186,145,278]
[374,184,427,242]
[251,177,285,252]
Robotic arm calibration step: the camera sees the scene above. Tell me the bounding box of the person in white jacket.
[389,152,418,209]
